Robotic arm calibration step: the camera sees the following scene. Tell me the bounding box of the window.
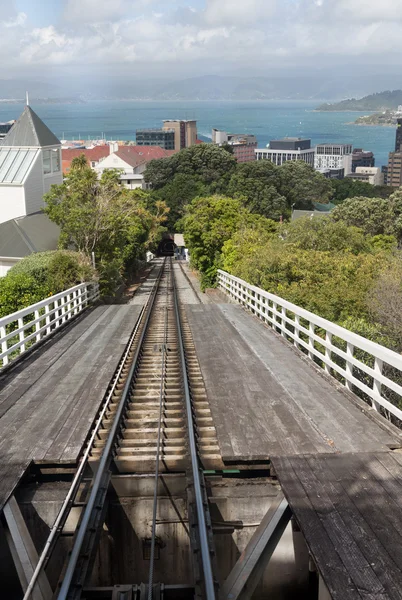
[51,149,61,172]
[43,150,51,174]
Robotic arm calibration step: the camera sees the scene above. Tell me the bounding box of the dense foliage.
[330,178,393,204]
[44,156,168,293]
[0,251,95,317]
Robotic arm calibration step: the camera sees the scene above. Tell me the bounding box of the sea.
[0,100,396,168]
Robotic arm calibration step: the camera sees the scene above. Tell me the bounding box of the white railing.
[218,270,402,422]
[0,282,99,369]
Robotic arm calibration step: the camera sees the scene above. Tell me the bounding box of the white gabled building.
[0,104,62,224]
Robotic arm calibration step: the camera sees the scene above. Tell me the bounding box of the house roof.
[115,146,177,168]
[0,212,60,258]
[0,106,60,148]
[62,146,110,174]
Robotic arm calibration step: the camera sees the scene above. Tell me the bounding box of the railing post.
[308,322,315,360]
[345,342,354,391]
[372,357,383,412]
[18,317,25,354]
[281,306,286,337]
[35,309,41,342]
[45,303,51,335]
[294,314,301,350]
[324,331,332,374]
[1,325,8,366]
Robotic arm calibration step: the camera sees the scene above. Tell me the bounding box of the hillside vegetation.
[316,90,402,111]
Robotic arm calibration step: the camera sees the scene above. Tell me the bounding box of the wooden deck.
[0,305,141,511]
[272,452,402,600]
[185,304,400,462]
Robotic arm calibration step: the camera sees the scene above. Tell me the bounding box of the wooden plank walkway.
[272,452,402,600]
[0,305,142,511]
[185,304,400,462]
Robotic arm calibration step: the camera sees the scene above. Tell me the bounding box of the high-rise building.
[136,128,175,150]
[395,118,402,152]
[212,129,257,162]
[255,138,315,167]
[352,149,375,172]
[314,144,353,178]
[163,120,197,150]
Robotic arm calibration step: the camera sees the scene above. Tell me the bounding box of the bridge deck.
[272,452,402,600]
[185,304,400,461]
[0,304,141,511]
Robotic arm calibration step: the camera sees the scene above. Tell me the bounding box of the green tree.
[331,178,393,204]
[152,174,207,229]
[331,191,402,242]
[144,144,238,192]
[227,161,287,220]
[277,161,332,209]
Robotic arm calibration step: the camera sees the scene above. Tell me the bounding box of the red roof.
[195,139,204,144]
[62,146,110,174]
[115,146,177,168]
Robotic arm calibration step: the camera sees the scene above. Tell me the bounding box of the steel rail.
[147,263,171,599]
[172,259,216,600]
[21,301,152,600]
[57,258,166,600]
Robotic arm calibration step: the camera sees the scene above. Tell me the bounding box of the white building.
[314,144,353,177]
[0,105,62,224]
[255,147,315,167]
[346,166,384,186]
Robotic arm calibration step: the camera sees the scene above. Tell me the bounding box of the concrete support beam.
[220,492,291,600]
[3,496,52,600]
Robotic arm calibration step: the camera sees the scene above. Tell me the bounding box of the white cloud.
[204,0,276,26]
[3,12,26,28]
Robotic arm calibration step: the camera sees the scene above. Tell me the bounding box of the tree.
[331,178,393,204]
[151,174,207,229]
[368,257,402,349]
[144,144,238,192]
[227,161,287,220]
[331,191,402,243]
[277,161,332,209]
[44,158,168,290]
[279,216,370,254]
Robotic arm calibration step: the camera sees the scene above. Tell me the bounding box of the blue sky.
[1,0,402,87]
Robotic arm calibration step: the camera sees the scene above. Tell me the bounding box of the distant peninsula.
[316,90,402,112]
[352,110,400,126]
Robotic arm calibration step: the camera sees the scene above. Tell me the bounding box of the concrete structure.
[0,105,62,224]
[396,118,402,152]
[346,166,383,186]
[386,119,402,187]
[136,128,175,150]
[163,120,197,150]
[255,138,315,167]
[212,129,257,162]
[314,143,353,178]
[352,148,375,172]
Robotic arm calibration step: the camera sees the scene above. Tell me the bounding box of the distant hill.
[316,90,402,111]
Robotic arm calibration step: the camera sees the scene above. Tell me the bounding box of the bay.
[0,100,396,168]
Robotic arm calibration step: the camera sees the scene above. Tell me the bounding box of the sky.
[2,0,402,92]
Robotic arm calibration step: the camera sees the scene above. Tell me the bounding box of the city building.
[0,104,62,224]
[95,145,177,189]
[136,128,175,150]
[346,166,383,186]
[314,144,353,178]
[352,149,375,172]
[255,138,315,167]
[163,120,197,150]
[0,212,60,276]
[386,119,402,188]
[395,118,402,152]
[62,145,110,175]
[0,120,15,139]
[212,129,257,163]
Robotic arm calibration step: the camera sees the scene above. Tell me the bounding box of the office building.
[255,138,315,167]
[213,129,257,162]
[314,144,353,178]
[136,128,175,150]
[0,120,15,139]
[163,120,197,150]
[352,149,375,172]
[395,118,402,152]
[346,167,383,186]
